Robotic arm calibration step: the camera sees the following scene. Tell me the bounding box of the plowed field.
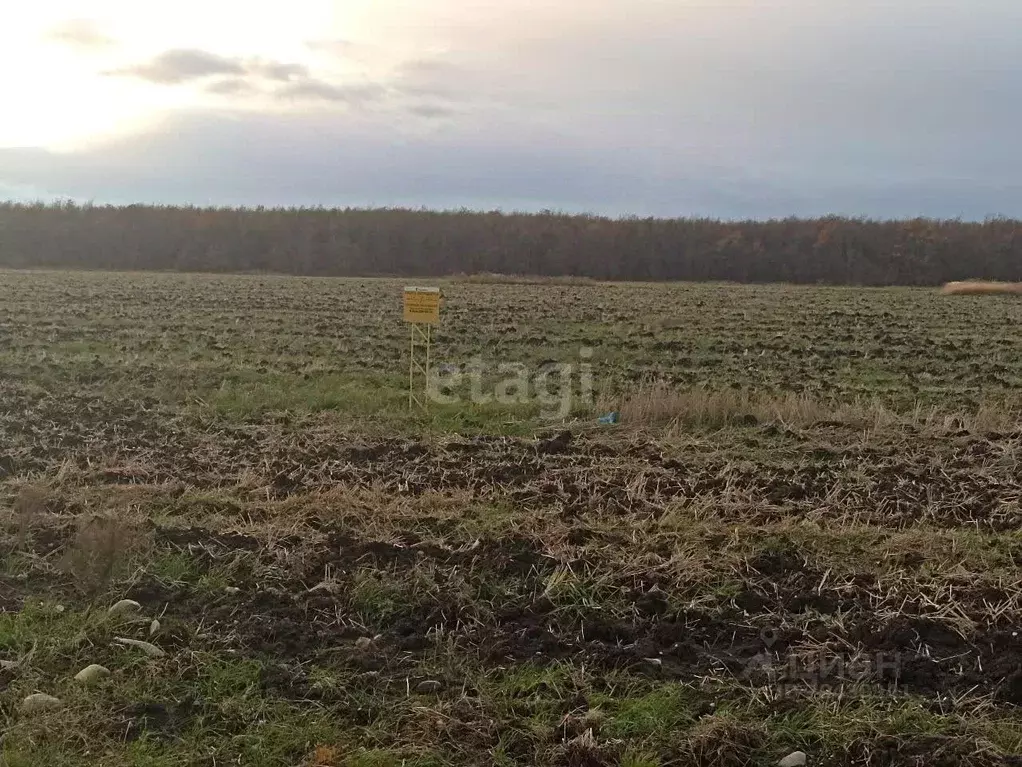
[3,271,1022,766]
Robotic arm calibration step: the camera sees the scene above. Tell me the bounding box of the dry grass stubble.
[601,379,1022,435]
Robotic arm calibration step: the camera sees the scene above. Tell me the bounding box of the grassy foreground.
[3,271,1022,766]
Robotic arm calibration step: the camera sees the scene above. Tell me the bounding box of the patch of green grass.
[482,662,585,745]
[489,662,576,700]
[0,550,38,579]
[350,568,414,624]
[144,550,205,584]
[597,684,704,739]
[3,700,349,767]
[120,740,191,767]
[3,650,348,766]
[979,717,1022,754]
[195,654,264,699]
[196,568,233,594]
[540,565,622,619]
[421,400,549,436]
[197,366,550,436]
[0,600,93,665]
[207,371,409,421]
[620,751,662,767]
[733,691,962,754]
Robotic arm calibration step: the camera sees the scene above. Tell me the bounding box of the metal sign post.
[403,286,441,409]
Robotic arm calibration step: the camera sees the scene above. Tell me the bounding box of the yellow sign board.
[403,286,441,324]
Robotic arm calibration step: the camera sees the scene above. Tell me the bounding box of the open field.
[4,270,1022,766]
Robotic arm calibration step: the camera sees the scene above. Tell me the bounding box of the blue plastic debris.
[597,411,620,425]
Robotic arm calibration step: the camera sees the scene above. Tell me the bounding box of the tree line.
[1,201,1020,285]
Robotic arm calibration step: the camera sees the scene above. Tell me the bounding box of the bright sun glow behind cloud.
[0,0,773,151]
[1,0,719,150]
[0,0,370,149]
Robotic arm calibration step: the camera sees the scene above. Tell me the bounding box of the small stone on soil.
[108,599,142,617]
[149,619,161,636]
[114,637,166,658]
[75,664,110,684]
[21,693,62,713]
[779,751,807,767]
[109,601,144,617]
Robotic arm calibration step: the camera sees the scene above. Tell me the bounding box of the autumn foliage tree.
[0,202,1018,285]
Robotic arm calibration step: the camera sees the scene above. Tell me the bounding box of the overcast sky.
[2,0,1020,219]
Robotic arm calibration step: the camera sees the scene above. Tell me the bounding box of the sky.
[1,0,1021,219]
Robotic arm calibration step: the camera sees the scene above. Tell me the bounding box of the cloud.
[108,49,244,84]
[109,48,369,104]
[47,19,115,49]
[275,80,386,104]
[9,0,1022,218]
[248,60,309,82]
[0,112,666,211]
[390,58,474,101]
[406,103,459,119]
[3,107,1021,219]
[205,78,255,96]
